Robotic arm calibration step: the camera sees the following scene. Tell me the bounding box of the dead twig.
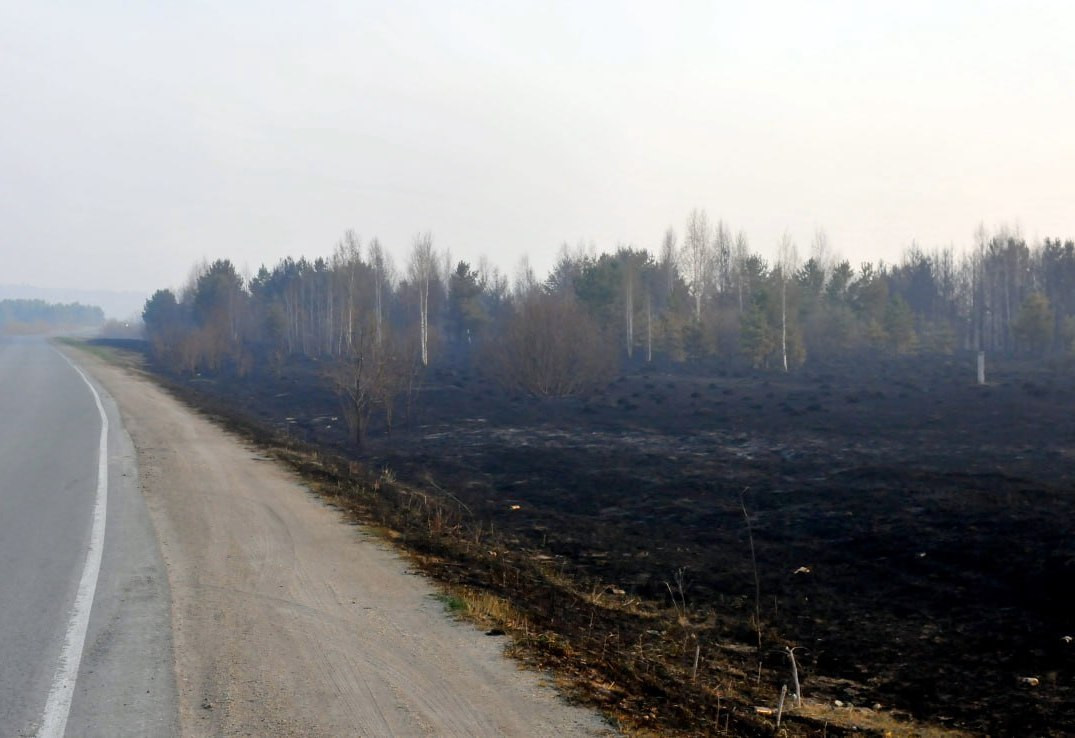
[740,488,763,673]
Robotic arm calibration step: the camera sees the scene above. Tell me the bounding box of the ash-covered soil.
[121,341,1075,736]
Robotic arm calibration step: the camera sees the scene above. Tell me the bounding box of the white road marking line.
[38,352,109,738]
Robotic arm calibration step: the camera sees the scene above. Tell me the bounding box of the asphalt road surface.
[0,336,177,737]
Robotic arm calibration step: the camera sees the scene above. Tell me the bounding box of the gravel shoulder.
[76,352,616,737]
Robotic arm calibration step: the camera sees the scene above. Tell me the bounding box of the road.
[0,335,178,737]
[1,336,613,736]
[75,347,616,737]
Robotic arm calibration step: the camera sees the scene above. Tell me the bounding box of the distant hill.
[0,284,148,320]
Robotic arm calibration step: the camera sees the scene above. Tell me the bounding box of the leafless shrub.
[487,292,615,396]
[326,322,420,448]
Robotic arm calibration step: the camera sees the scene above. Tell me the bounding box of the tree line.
[142,216,1075,443]
[0,299,104,334]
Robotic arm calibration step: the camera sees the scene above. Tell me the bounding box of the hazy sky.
[2,1,1073,297]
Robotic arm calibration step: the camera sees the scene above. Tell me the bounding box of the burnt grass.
[96,340,1075,736]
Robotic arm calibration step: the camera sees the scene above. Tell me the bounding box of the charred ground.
[96,339,1075,736]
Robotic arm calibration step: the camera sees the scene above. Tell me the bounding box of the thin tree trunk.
[786,647,802,707]
[781,279,788,372]
[325,281,334,356]
[646,293,653,362]
[374,278,383,346]
[420,284,429,366]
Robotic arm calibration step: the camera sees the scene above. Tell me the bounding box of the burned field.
[107,339,1075,736]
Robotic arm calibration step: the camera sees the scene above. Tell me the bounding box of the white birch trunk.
[646,292,653,362]
[781,278,788,372]
[325,280,333,356]
[409,232,435,367]
[682,209,712,325]
[777,231,797,372]
[375,279,383,346]
[420,283,429,366]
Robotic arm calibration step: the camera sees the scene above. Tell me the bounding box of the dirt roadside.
[74,352,618,737]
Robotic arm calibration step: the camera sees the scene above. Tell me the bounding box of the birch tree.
[810,227,833,286]
[660,226,677,300]
[777,231,799,372]
[623,252,635,358]
[333,230,363,355]
[440,247,453,301]
[681,209,714,322]
[714,219,733,297]
[408,232,435,366]
[368,238,390,347]
[733,230,750,313]
[513,254,538,298]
